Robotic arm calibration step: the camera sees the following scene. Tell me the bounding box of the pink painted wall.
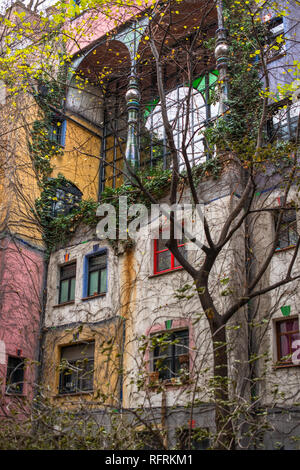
[0,237,44,417]
[67,4,145,55]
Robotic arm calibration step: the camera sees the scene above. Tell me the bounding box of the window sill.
[82,293,106,301]
[5,392,25,397]
[266,52,286,64]
[53,301,75,308]
[273,363,300,369]
[275,245,296,253]
[256,52,285,65]
[149,267,184,278]
[148,378,191,389]
[56,391,93,397]
[48,139,65,149]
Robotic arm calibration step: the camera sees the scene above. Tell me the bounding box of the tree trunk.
[210,323,235,450]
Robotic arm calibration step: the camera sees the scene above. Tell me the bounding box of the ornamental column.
[125,75,140,170]
[215,0,229,115]
[115,18,148,172]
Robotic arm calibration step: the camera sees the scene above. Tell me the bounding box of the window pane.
[89,270,99,296]
[145,80,218,168]
[89,254,106,269]
[275,209,298,249]
[61,366,77,393]
[60,343,95,394]
[154,357,172,380]
[64,368,75,392]
[174,332,189,355]
[100,268,107,293]
[279,335,290,360]
[157,251,171,272]
[79,360,94,391]
[156,238,168,252]
[291,333,300,343]
[61,343,94,360]
[60,279,69,303]
[279,319,298,333]
[70,277,75,301]
[278,227,289,248]
[289,223,298,246]
[6,357,24,394]
[154,342,172,358]
[174,246,186,267]
[152,330,189,380]
[61,263,76,280]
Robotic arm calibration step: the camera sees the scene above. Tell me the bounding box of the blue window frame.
[83,247,108,298]
[49,114,67,147]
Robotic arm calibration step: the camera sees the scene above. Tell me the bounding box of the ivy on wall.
[34,174,99,255]
[27,69,99,255]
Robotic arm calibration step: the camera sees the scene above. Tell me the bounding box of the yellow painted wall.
[51,117,101,201]
[0,96,44,247]
[0,97,102,248]
[42,321,122,408]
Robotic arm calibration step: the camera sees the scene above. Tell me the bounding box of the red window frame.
[153,231,185,274]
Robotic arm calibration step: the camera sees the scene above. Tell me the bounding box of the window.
[268,102,300,143]
[59,262,76,304]
[135,430,163,450]
[59,342,94,394]
[154,229,186,274]
[152,329,189,381]
[262,16,285,59]
[276,318,300,364]
[51,180,82,217]
[274,207,298,250]
[49,114,67,147]
[99,77,127,192]
[6,356,25,395]
[87,253,107,297]
[176,427,210,450]
[99,69,219,193]
[143,71,219,169]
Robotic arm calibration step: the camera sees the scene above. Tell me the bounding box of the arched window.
[51,180,83,217]
[142,71,219,169]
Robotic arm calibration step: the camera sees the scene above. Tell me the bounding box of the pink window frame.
[144,319,195,377]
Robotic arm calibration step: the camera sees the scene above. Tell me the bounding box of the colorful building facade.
[0,0,300,449]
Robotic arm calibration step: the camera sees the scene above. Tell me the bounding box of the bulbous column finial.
[125,75,140,171]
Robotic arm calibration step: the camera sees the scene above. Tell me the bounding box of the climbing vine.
[34,174,99,255]
[204,0,264,156]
